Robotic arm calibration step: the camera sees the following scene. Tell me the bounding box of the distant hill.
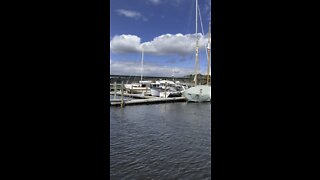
[183,74,210,78]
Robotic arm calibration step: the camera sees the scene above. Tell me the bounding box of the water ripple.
[110,102,211,179]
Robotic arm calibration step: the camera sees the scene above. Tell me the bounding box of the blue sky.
[110,0,211,77]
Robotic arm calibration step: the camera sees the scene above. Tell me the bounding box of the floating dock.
[110,92,187,106]
[110,92,154,99]
[110,97,187,106]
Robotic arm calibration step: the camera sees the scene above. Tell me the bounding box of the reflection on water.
[110,102,211,179]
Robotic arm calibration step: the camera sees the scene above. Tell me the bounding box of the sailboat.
[182,0,211,102]
[124,48,152,94]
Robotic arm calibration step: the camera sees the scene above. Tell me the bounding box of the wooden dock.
[110,92,153,99]
[110,99,130,102]
[110,83,123,91]
[110,84,187,106]
[110,97,187,106]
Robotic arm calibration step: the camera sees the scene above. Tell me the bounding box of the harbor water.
[110,102,211,179]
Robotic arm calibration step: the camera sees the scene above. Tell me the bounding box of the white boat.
[125,81,151,94]
[183,85,211,102]
[150,88,160,97]
[182,0,211,102]
[150,80,185,98]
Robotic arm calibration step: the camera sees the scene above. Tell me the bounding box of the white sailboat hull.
[182,85,211,102]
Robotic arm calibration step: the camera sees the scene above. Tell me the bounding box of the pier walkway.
[110,92,187,106]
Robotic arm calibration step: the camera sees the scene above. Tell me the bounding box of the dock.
[110,92,187,106]
[110,81,187,107]
[110,96,187,106]
[110,92,154,99]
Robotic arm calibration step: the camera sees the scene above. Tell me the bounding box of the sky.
[110,0,211,77]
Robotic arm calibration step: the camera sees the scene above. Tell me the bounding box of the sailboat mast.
[207,22,211,85]
[141,48,144,81]
[194,0,199,86]
[172,69,175,82]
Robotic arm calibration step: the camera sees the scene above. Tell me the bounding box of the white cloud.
[148,0,161,5]
[110,35,142,53]
[110,60,195,77]
[116,9,148,21]
[142,33,208,56]
[110,33,209,56]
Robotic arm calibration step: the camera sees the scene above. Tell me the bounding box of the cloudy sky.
[110,0,211,77]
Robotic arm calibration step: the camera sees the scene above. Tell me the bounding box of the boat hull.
[128,88,150,94]
[152,88,182,98]
[151,88,160,97]
[182,85,211,102]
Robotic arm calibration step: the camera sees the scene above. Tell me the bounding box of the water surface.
[110,102,211,179]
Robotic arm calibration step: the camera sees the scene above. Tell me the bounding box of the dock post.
[114,82,117,99]
[121,81,124,108]
[165,82,167,98]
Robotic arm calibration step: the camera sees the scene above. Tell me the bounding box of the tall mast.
[194,0,199,86]
[206,22,211,86]
[141,48,144,81]
[172,69,175,82]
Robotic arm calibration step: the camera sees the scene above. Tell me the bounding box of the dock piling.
[114,82,117,99]
[165,82,167,98]
[121,81,124,108]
